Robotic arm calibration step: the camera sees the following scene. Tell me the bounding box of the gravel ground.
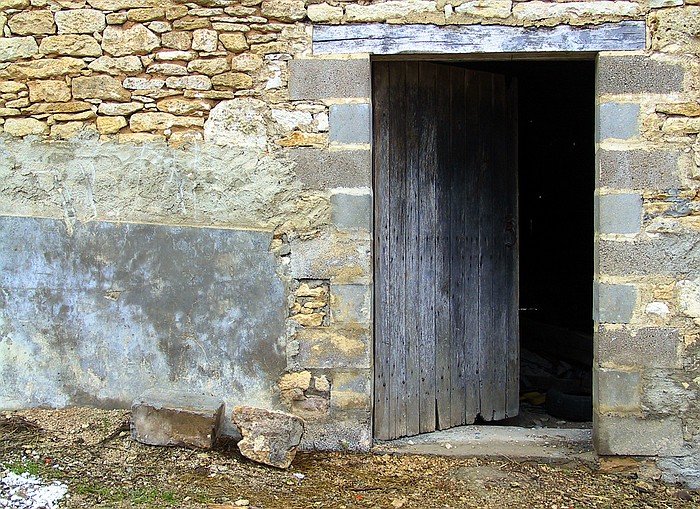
[0,408,698,509]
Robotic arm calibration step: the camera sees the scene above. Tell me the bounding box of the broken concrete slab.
[130,388,225,449]
[231,406,304,469]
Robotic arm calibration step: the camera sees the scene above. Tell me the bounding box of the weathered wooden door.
[373,61,519,440]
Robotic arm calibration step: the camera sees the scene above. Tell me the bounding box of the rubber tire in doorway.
[546,387,592,422]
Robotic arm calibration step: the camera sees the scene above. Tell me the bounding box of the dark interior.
[459,60,596,426]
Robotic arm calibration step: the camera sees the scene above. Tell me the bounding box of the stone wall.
[0,0,700,482]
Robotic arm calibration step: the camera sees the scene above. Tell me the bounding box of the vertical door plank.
[434,63,452,430]
[372,62,392,439]
[388,62,408,439]
[505,77,520,417]
[462,69,481,423]
[404,62,422,437]
[489,74,509,421]
[417,62,437,433]
[477,72,497,421]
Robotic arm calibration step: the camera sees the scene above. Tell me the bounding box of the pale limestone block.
[218,32,248,52]
[155,50,196,61]
[73,75,130,102]
[146,63,188,75]
[192,29,218,52]
[98,101,144,115]
[203,98,267,148]
[162,31,192,50]
[230,53,263,72]
[8,10,55,35]
[156,97,210,115]
[28,80,71,102]
[118,132,166,143]
[88,0,161,10]
[0,0,29,8]
[0,36,38,62]
[123,77,165,90]
[50,121,95,139]
[147,21,171,33]
[0,81,26,93]
[54,9,106,34]
[210,72,253,90]
[345,0,438,22]
[96,115,127,134]
[88,55,143,76]
[4,58,86,79]
[512,1,641,25]
[271,108,313,130]
[167,129,203,146]
[165,75,212,90]
[307,3,343,22]
[3,117,49,136]
[127,7,165,22]
[39,35,102,57]
[187,58,230,75]
[454,0,511,18]
[102,24,160,56]
[261,0,306,21]
[130,112,203,131]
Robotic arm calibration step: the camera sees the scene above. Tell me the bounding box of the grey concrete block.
[289,59,371,100]
[331,284,371,323]
[599,231,700,277]
[594,414,684,456]
[331,192,372,230]
[598,102,640,140]
[596,327,680,368]
[598,149,681,190]
[598,193,642,234]
[330,103,371,144]
[595,368,640,413]
[290,148,371,190]
[131,388,225,449]
[597,55,684,95]
[595,283,636,324]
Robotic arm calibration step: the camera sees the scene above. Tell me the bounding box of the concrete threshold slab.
[372,426,593,463]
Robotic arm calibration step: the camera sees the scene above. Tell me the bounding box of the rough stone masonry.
[0,0,699,487]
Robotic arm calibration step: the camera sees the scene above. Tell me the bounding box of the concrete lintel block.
[330,103,371,144]
[290,148,371,190]
[594,413,684,456]
[597,54,684,95]
[598,102,640,141]
[596,327,680,368]
[131,388,225,449]
[595,367,641,413]
[598,193,642,234]
[331,191,372,230]
[595,282,637,324]
[289,59,371,100]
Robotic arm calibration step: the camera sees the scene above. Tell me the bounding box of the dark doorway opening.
[459,59,596,428]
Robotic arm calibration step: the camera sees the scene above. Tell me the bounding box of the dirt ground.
[1,408,698,509]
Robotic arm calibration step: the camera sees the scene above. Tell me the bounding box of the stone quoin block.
[330,103,371,144]
[597,55,684,95]
[597,193,642,234]
[289,59,371,100]
[596,327,680,368]
[290,148,371,190]
[294,326,371,369]
[330,370,371,412]
[599,232,700,277]
[598,102,640,141]
[594,414,684,456]
[330,191,372,230]
[597,149,681,190]
[331,283,371,323]
[595,283,637,324]
[131,388,225,449]
[595,367,641,413]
